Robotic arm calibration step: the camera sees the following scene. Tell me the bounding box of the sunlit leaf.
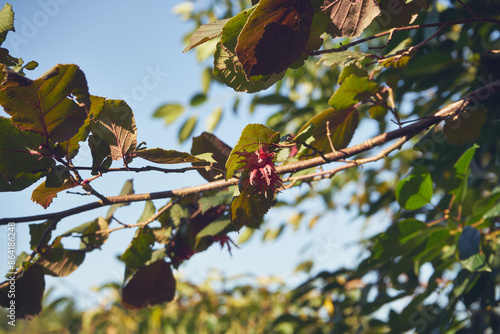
[395,165,433,210]
[183,18,230,53]
[38,237,86,277]
[230,187,275,229]
[319,50,369,68]
[444,106,487,145]
[133,148,208,164]
[322,0,380,38]
[121,226,155,269]
[0,64,90,143]
[0,3,14,45]
[61,217,109,249]
[297,107,359,154]
[31,179,76,209]
[225,123,280,179]
[178,116,197,143]
[328,74,378,110]
[205,106,223,132]
[191,132,232,182]
[106,179,134,219]
[153,103,185,125]
[90,97,137,162]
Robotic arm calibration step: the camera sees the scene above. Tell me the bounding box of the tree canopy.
[1,0,500,333]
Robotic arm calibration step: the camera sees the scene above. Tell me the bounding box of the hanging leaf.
[297,107,359,154]
[88,133,112,175]
[213,7,286,92]
[153,103,185,125]
[230,187,275,229]
[178,116,197,143]
[458,226,480,260]
[444,106,487,145]
[206,106,223,132]
[395,165,433,210]
[106,179,134,219]
[445,144,478,199]
[322,0,380,38]
[0,117,54,191]
[38,237,86,277]
[121,226,155,270]
[90,97,137,162]
[328,74,379,110]
[31,179,76,209]
[61,217,109,249]
[0,64,91,143]
[191,132,233,182]
[235,0,314,79]
[29,220,54,251]
[225,123,280,180]
[133,148,209,164]
[183,18,230,53]
[0,263,45,319]
[121,260,176,309]
[319,50,369,68]
[0,3,14,45]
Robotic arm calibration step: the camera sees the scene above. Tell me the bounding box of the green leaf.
[134,148,208,164]
[90,97,137,162]
[106,179,134,219]
[483,202,500,219]
[323,0,380,38]
[0,263,45,319]
[0,64,91,143]
[121,260,176,309]
[230,187,275,229]
[152,227,172,244]
[121,226,155,270]
[205,106,223,132]
[31,179,76,209]
[183,18,230,53]
[395,165,433,210]
[328,74,378,110]
[0,116,54,190]
[88,133,112,175]
[293,123,315,144]
[190,93,207,106]
[444,106,487,145]
[196,217,233,242]
[38,237,86,277]
[153,103,185,125]
[458,226,480,260]
[0,3,15,45]
[445,144,478,198]
[199,188,235,214]
[319,50,369,68]
[235,0,313,79]
[29,220,54,251]
[297,107,359,154]
[225,123,280,179]
[461,254,490,272]
[178,116,197,143]
[137,200,156,223]
[191,132,232,182]
[61,217,109,249]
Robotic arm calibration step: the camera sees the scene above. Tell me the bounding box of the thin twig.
[456,0,479,18]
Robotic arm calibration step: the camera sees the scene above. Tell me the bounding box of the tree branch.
[2,80,499,225]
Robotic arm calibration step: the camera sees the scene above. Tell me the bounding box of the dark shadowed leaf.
[121,259,176,309]
[90,97,137,162]
[230,188,275,229]
[191,132,233,182]
[213,8,286,92]
[0,117,54,191]
[236,0,314,79]
[297,107,359,154]
[88,133,112,175]
[183,18,230,53]
[196,217,233,242]
[0,263,45,319]
[395,165,433,210]
[31,179,76,209]
[0,64,90,142]
[225,123,280,179]
[121,226,155,269]
[61,217,110,249]
[458,226,480,260]
[322,0,380,38]
[29,220,54,251]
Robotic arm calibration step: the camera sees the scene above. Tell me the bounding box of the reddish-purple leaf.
[121,260,176,309]
[236,0,314,79]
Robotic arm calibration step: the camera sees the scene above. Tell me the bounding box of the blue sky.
[0,0,389,309]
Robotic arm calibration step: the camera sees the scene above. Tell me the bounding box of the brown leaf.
[322,0,380,38]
